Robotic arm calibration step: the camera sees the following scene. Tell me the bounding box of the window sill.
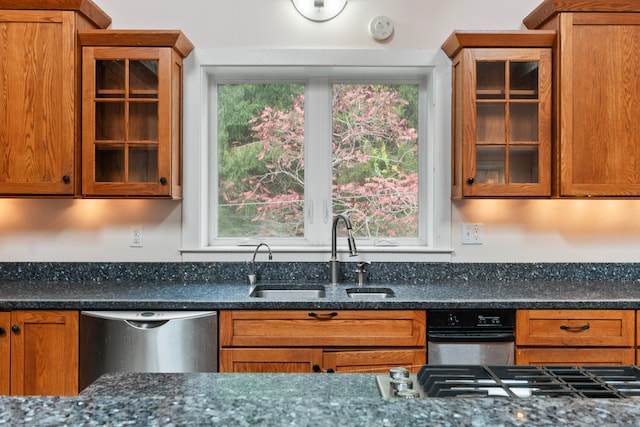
[180,246,454,262]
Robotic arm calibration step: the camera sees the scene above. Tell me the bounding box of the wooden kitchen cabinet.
[220,348,323,373]
[0,312,9,395]
[524,1,640,196]
[79,30,194,198]
[0,310,79,396]
[219,310,426,373]
[634,310,640,363]
[322,348,426,374]
[515,309,635,366]
[516,348,635,366]
[441,31,554,198]
[0,2,110,196]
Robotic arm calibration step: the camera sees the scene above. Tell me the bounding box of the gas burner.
[377,365,640,399]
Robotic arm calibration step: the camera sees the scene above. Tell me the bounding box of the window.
[217,83,305,238]
[181,50,452,261]
[216,80,420,243]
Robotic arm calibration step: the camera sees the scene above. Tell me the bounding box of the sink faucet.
[247,243,273,286]
[330,214,358,285]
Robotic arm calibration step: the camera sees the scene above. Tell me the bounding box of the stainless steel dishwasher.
[79,310,217,390]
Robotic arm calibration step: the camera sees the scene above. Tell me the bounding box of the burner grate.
[408,365,640,398]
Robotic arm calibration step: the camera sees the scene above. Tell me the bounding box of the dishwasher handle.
[81,310,217,322]
[428,332,514,343]
[125,320,170,329]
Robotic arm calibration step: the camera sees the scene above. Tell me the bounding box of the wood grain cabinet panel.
[220,348,323,373]
[441,31,554,198]
[323,349,426,374]
[516,309,634,347]
[219,310,426,373]
[524,2,640,196]
[0,3,110,195]
[516,309,635,366]
[1,310,79,396]
[517,348,635,366]
[220,310,426,348]
[79,31,193,198]
[0,312,9,395]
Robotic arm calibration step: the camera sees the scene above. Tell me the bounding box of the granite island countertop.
[2,372,640,426]
[2,279,640,310]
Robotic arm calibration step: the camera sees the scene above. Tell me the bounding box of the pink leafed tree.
[226,84,419,238]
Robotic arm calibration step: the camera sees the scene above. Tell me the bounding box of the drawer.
[516,348,635,366]
[219,310,426,347]
[516,310,634,347]
[219,348,323,373]
[323,348,426,374]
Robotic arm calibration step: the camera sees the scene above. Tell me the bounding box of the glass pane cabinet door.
[443,31,553,198]
[474,58,542,189]
[93,59,159,184]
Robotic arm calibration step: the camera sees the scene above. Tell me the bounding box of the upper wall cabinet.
[0,1,111,196]
[442,31,554,198]
[79,31,193,198]
[525,0,640,197]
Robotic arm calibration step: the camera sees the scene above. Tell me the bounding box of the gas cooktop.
[377,365,640,399]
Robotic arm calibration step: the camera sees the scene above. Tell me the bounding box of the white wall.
[3,0,639,263]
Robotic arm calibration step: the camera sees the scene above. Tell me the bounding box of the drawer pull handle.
[560,324,590,332]
[308,312,338,320]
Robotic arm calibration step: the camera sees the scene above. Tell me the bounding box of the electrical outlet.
[461,223,483,245]
[130,226,143,247]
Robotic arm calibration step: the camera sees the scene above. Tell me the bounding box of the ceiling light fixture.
[292,0,347,22]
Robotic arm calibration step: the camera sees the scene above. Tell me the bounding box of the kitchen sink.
[249,284,326,299]
[346,287,395,298]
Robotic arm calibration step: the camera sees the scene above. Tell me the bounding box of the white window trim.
[180,49,453,262]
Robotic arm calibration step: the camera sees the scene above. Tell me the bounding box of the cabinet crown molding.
[441,30,556,58]
[524,0,640,29]
[78,30,194,58]
[0,0,111,28]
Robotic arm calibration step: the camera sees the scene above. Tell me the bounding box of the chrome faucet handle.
[247,273,257,286]
[355,261,371,286]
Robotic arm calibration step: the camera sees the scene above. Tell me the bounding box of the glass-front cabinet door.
[443,32,554,198]
[80,31,193,198]
[93,58,160,184]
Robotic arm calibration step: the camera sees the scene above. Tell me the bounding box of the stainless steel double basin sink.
[249,284,395,299]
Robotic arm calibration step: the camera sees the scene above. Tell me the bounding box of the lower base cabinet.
[515,309,635,366]
[322,348,426,373]
[220,347,426,373]
[516,348,635,366]
[219,310,426,373]
[0,310,78,396]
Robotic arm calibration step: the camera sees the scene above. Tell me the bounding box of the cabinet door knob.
[467,177,475,185]
[159,177,167,185]
[0,327,5,335]
[11,325,19,333]
[62,175,71,184]
[312,364,321,373]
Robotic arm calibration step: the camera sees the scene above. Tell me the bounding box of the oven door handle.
[428,332,514,342]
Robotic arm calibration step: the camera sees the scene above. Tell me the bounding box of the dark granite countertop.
[1,372,639,426]
[2,279,640,310]
[2,261,640,425]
